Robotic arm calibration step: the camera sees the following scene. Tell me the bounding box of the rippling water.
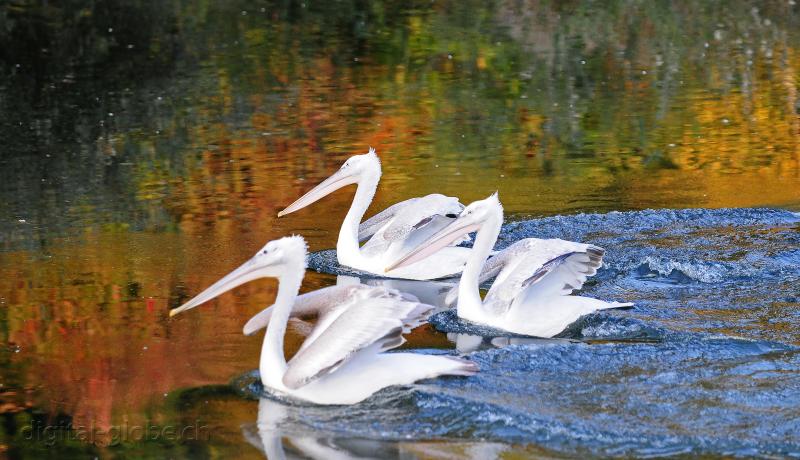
[275,208,800,457]
[1,1,799,458]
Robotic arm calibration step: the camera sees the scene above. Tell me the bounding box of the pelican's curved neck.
[337,168,380,260]
[260,262,304,386]
[457,209,502,320]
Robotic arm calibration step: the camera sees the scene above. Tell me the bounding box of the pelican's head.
[341,147,380,174]
[386,193,503,272]
[278,148,381,217]
[459,192,503,224]
[169,236,307,317]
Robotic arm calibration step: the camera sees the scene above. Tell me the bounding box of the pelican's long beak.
[386,216,481,272]
[278,169,358,217]
[242,306,274,336]
[169,255,274,317]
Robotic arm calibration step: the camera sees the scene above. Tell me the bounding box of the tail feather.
[442,356,479,376]
[400,302,435,332]
[576,296,634,312]
[606,301,634,309]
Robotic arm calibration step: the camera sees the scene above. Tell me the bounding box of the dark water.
[1,1,799,458]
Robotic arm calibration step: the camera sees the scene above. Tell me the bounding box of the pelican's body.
[278,149,471,280]
[170,236,477,405]
[390,194,633,338]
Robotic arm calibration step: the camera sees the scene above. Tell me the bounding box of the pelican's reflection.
[242,398,517,460]
[336,275,456,310]
[447,333,579,353]
[242,398,401,459]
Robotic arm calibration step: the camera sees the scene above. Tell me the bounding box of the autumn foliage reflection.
[1,0,799,454]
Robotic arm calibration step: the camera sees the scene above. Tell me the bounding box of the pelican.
[277,148,471,280]
[388,193,633,337]
[169,236,477,405]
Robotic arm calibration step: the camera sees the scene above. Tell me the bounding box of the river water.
[1,1,798,458]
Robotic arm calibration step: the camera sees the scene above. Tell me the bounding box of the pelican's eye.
[445,213,457,218]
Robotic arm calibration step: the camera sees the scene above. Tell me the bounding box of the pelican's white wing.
[357,197,419,242]
[293,286,419,354]
[361,194,466,259]
[482,238,604,314]
[243,284,418,335]
[282,295,433,389]
[243,284,361,336]
[478,240,534,283]
[443,238,575,306]
[380,194,463,242]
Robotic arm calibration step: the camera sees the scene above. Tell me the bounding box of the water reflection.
[1,0,799,457]
[446,333,578,353]
[240,397,551,460]
[3,0,799,250]
[243,398,401,460]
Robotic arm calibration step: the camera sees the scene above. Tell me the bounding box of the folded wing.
[243,284,418,335]
[358,198,419,242]
[482,238,605,314]
[282,294,433,390]
[361,194,466,259]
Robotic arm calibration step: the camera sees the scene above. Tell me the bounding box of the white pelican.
[277,148,471,280]
[169,236,477,405]
[388,193,633,337]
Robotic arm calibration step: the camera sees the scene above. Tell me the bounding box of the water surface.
[1,1,799,458]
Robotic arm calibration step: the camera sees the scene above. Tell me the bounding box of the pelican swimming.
[277,148,471,280]
[388,193,633,337]
[169,236,477,405]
